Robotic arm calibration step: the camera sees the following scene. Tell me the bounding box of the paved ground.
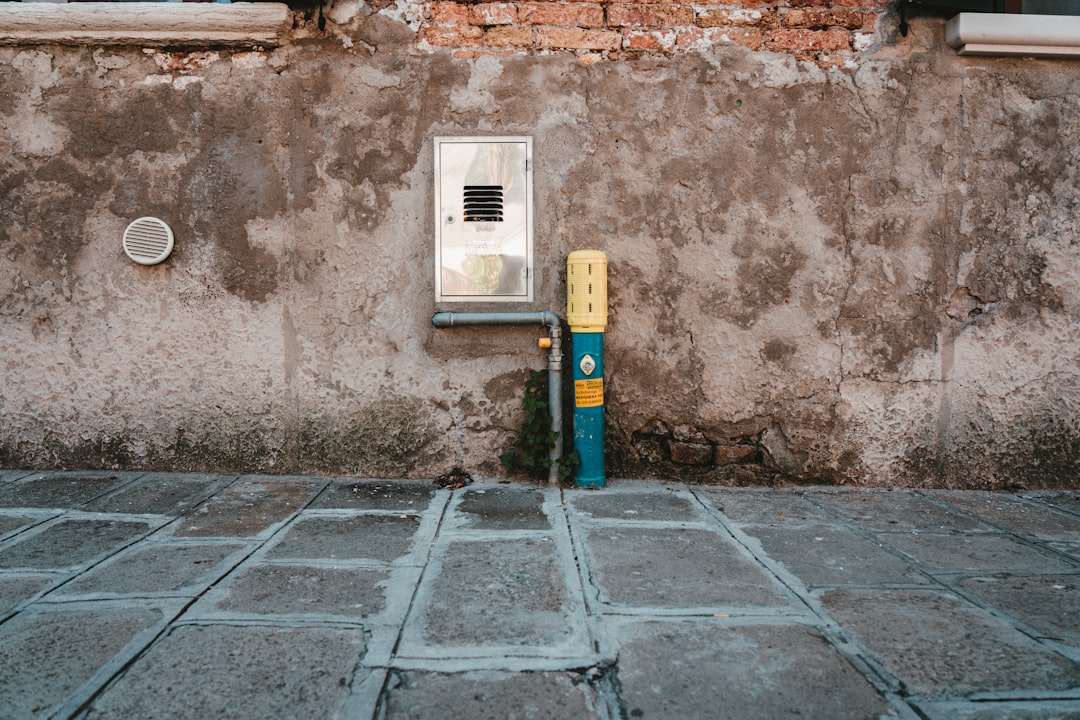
[0,469,1078,719]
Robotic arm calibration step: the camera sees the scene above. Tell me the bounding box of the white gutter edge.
[946,12,1080,58]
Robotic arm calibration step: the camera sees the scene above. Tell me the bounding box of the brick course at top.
[420,0,886,64]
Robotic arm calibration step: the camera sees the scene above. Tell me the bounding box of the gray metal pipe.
[431,311,563,485]
[431,311,560,329]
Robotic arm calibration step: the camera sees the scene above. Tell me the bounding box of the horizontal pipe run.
[431,310,564,485]
[431,311,560,329]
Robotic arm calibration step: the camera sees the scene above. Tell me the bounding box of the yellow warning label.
[575,379,604,408]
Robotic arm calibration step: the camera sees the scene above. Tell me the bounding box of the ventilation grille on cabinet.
[463,185,504,222]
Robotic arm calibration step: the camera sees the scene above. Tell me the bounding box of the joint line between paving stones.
[687,488,917,709]
[761,490,1011,598]
[62,478,339,718]
[788,490,1080,665]
[22,515,179,610]
[933,574,1080,668]
[686,489,826,618]
[911,489,1080,568]
[74,472,152,510]
[59,540,270,716]
[780,492,1080,706]
[368,487,454,717]
[558,487,606,627]
[57,601,195,720]
[557,487,627,720]
[552,486,604,658]
[1015,494,1080,520]
[0,470,35,485]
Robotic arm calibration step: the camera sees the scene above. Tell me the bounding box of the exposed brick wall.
[419,0,886,64]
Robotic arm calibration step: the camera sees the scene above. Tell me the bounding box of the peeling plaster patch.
[244,217,290,260]
[139,74,202,90]
[537,93,589,132]
[172,76,204,90]
[267,52,289,73]
[851,61,902,103]
[1031,235,1080,314]
[726,9,764,24]
[8,108,69,157]
[450,55,503,114]
[380,0,424,32]
[732,54,827,89]
[641,30,677,51]
[92,49,130,75]
[7,52,69,156]
[347,64,401,89]
[232,52,270,71]
[12,50,58,95]
[149,51,221,74]
[325,0,367,26]
[852,33,874,52]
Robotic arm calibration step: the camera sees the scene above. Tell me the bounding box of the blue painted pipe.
[571,332,605,488]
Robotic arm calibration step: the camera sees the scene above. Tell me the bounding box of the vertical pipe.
[431,311,563,486]
[571,331,604,487]
[547,325,562,486]
[567,251,608,489]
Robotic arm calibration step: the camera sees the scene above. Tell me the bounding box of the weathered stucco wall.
[2,4,1080,488]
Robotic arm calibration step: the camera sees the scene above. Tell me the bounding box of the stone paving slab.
[957,574,1080,645]
[0,473,139,509]
[203,563,390,619]
[265,514,421,562]
[579,525,790,609]
[173,477,325,537]
[928,491,1080,540]
[55,542,247,598]
[81,624,365,720]
[0,605,167,719]
[455,487,550,530]
[568,490,700,522]
[81,474,231,515]
[699,488,835,524]
[0,474,1077,719]
[381,670,602,719]
[877,532,1076,575]
[309,479,437,511]
[610,620,894,720]
[741,523,931,587]
[0,519,155,570]
[407,536,576,649]
[821,588,1080,697]
[810,490,993,533]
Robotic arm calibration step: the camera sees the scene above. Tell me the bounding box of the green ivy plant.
[500,369,580,483]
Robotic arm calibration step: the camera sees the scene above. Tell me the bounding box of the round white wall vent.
[123,217,174,265]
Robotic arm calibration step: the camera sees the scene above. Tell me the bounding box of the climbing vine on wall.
[501,369,579,483]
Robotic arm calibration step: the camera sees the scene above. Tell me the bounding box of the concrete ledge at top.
[946,12,1080,58]
[0,2,292,47]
